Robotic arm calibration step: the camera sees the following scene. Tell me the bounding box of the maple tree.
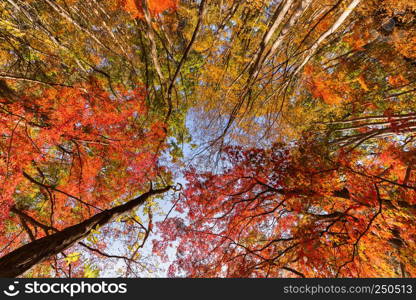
[0,79,172,277]
[160,139,416,277]
[155,0,416,278]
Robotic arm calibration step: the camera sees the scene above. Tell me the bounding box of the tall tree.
[0,79,172,277]
[160,139,416,277]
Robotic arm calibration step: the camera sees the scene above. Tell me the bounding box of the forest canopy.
[0,0,415,278]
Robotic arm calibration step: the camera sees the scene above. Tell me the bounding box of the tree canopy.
[0,0,415,278]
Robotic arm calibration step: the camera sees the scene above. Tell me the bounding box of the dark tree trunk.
[0,186,171,278]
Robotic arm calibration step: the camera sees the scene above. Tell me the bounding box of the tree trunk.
[0,186,171,278]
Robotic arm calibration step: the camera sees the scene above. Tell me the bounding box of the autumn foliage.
[159,140,416,277]
[120,0,178,18]
[0,0,416,278]
[0,79,167,275]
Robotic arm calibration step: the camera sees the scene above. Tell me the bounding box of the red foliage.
[119,0,178,18]
[0,79,167,255]
[157,142,416,277]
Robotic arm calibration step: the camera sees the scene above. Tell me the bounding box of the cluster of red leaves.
[118,0,178,18]
[303,65,352,105]
[156,141,416,277]
[0,80,167,251]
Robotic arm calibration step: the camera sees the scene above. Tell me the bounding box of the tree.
[160,139,416,277]
[0,185,171,277]
[0,0,202,277]
[0,79,172,277]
